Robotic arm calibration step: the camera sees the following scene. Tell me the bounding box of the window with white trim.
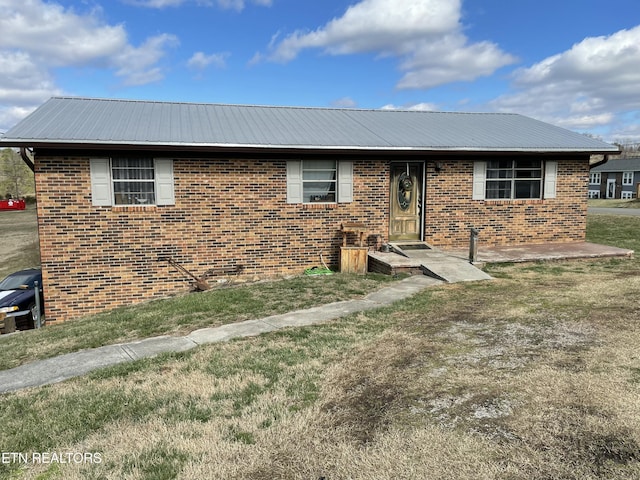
[473,160,556,201]
[112,158,156,205]
[621,191,633,200]
[90,158,175,207]
[590,172,601,184]
[286,160,353,204]
[622,172,633,185]
[303,160,337,202]
[485,159,542,199]
[588,190,601,199]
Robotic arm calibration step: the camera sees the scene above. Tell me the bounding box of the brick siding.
[35,156,389,323]
[424,159,588,247]
[35,154,589,323]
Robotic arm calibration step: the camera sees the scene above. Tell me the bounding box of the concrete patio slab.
[442,241,633,264]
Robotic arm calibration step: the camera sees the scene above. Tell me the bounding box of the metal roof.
[0,96,620,153]
[591,156,640,172]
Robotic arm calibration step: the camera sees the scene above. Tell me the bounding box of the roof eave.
[0,139,620,156]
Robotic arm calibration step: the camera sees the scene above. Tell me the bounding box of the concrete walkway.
[588,207,640,217]
[1,240,631,395]
[0,275,442,395]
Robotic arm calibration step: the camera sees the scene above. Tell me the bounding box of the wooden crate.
[340,247,368,274]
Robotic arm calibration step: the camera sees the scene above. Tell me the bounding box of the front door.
[606,178,616,199]
[390,163,423,241]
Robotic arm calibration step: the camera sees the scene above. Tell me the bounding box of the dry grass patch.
[2,215,640,479]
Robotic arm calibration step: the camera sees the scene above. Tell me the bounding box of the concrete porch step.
[370,243,493,283]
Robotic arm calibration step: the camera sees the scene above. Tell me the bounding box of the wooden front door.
[389,163,423,241]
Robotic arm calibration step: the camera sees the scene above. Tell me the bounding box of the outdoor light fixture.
[435,162,444,173]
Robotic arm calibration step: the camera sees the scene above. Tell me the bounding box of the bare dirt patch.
[0,206,39,277]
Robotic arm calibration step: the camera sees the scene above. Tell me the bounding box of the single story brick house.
[589,156,640,199]
[0,97,619,323]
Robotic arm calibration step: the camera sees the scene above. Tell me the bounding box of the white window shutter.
[472,161,486,200]
[90,158,112,206]
[337,160,353,203]
[155,159,175,206]
[287,160,303,204]
[544,160,557,199]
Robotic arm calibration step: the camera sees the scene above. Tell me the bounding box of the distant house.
[0,97,619,323]
[589,156,640,199]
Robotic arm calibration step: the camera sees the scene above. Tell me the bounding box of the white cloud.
[127,0,272,10]
[489,26,640,139]
[0,0,178,130]
[113,34,179,86]
[381,102,438,111]
[330,97,358,108]
[0,106,37,135]
[261,0,515,89]
[187,51,230,70]
[0,0,178,79]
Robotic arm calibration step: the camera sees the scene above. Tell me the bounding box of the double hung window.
[473,160,557,200]
[485,160,542,200]
[112,158,156,205]
[622,172,633,186]
[90,157,174,207]
[302,160,337,203]
[286,160,353,204]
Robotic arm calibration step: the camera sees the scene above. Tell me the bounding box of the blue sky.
[1,0,639,143]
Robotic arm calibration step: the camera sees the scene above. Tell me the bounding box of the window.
[590,172,601,184]
[286,160,353,204]
[621,191,633,200]
[622,172,633,185]
[473,160,556,201]
[302,160,337,202]
[112,158,156,205]
[588,190,601,199]
[485,160,542,199]
[90,158,174,207]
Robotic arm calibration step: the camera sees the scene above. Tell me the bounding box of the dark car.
[0,269,44,331]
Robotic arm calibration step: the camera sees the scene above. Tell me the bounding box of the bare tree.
[0,148,34,199]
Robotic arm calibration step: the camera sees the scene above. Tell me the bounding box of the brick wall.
[424,158,589,247]
[35,156,389,323]
[35,154,589,323]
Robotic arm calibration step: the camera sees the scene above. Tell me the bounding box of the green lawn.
[0,215,639,479]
